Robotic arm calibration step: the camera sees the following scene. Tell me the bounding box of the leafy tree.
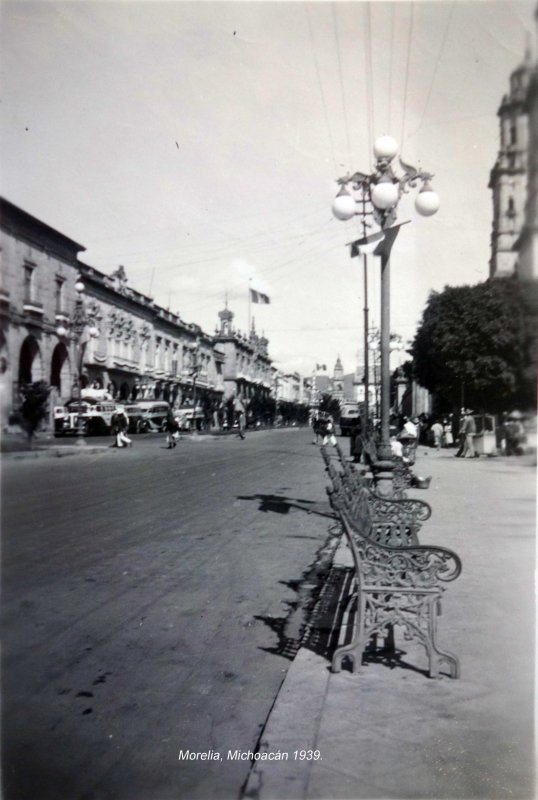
[319,393,341,422]
[20,381,50,443]
[412,277,538,413]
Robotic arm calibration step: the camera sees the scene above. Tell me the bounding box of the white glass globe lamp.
[331,186,357,221]
[415,183,440,217]
[56,324,67,338]
[75,279,85,294]
[88,325,99,338]
[373,135,399,161]
[371,177,399,210]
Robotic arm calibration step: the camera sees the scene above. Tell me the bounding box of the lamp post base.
[373,459,394,497]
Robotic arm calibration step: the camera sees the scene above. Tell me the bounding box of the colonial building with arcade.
[0,197,279,430]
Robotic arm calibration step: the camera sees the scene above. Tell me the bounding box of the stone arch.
[18,335,43,386]
[50,342,70,396]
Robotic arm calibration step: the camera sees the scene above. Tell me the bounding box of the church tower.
[489,43,533,277]
[331,355,345,402]
[516,9,538,280]
[217,300,234,336]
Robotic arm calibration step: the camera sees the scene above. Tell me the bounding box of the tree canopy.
[411,277,538,413]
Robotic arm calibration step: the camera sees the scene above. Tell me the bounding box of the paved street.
[2,428,336,800]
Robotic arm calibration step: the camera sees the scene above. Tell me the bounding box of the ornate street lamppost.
[332,135,439,495]
[56,277,99,445]
[189,339,201,432]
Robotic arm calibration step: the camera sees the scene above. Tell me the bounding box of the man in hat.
[455,408,467,457]
[462,409,477,458]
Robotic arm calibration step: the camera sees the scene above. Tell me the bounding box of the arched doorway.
[18,335,43,386]
[50,342,70,396]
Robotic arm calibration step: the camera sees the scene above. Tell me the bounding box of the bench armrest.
[339,510,462,589]
[369,496,432,522]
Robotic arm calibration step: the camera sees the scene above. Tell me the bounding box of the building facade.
[0,198,281,430]
[213,306,273,403]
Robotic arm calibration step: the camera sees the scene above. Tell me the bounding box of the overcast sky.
[1,0,535,376]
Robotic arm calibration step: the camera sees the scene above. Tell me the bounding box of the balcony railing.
[23,300,44,316]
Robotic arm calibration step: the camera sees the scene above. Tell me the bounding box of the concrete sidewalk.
[243,448,536,800]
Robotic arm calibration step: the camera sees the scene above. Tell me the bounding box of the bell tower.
[489,42,533,277]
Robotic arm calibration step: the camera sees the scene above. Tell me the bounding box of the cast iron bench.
[321,445,432,544]
[328,489,461,678]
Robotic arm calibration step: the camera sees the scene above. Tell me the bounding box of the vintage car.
[339,401,361,437]
[123,404,150,434]
[175,406,205,431]
[136,401,170,431]
[53,405,69,435]
[63,398,117,436]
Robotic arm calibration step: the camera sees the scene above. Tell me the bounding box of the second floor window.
[24,264,35,303]
[55,277,65,313]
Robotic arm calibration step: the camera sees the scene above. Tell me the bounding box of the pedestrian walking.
[311,411,323,445]
[237,409,246,440]
[350,417,363,462]
[164,410,180,449]
[322,416,337,447]
[503,410,526,456]
[455,409,467,457]
[111,406,132,448]
[430,420,443,450]
[442,418,454,448]
[462,409,477,458]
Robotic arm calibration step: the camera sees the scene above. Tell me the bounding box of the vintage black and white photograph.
[1,1,536,799]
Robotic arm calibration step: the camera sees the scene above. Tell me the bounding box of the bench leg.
[426,598,460,679]
[332,595,367,674]
[332,636,367,674]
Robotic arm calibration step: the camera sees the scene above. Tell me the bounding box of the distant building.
[329,356,345,402]
[213,306,273,403]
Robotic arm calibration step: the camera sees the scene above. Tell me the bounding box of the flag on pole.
[316,363,326,371]
[349,230,385,257]
[250,288,270,304]
[349,221,410,258]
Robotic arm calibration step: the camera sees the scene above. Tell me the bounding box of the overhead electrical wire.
[364,3,375,158]
[123,217,340,281]
[99,217,336,272]
[408,2,456,141]
[332,4,353,169]
[388,3,396,135]
[400,2,415,151]
[305,5,338,174]
[86,202,330,262]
